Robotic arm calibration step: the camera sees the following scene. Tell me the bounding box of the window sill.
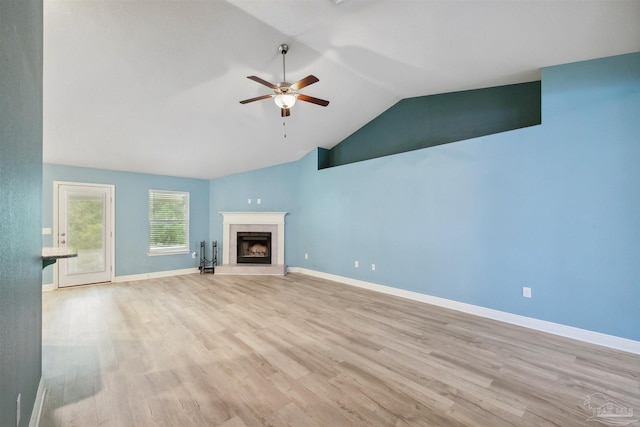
[148,250,190,257]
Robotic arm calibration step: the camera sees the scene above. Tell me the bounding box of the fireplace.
[217,212,287,275]
[237,232,272,264]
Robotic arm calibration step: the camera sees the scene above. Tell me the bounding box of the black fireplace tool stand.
[199,240,217,274]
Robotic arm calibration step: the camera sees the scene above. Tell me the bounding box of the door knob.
[60,233,66,236]
[60,240,66,244]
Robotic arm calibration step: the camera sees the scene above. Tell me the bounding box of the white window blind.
[149,190,189,254]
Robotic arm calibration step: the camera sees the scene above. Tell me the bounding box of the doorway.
[55,182,114,287]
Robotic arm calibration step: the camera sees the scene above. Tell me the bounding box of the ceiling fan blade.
[247,76,278,89]
[297,94,330,107]
[239,94,273,104]
[291,75,319,91]
[281,108,290,117]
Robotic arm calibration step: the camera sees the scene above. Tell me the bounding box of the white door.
[57,183,113,287]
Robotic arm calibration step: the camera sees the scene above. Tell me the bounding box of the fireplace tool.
[199,240,217,274]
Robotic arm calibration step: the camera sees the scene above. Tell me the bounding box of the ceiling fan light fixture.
[240,44,329,116]
[274,93,296,109]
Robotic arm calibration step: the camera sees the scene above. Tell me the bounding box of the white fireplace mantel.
[220,211,287,226]
[218,212,287,274]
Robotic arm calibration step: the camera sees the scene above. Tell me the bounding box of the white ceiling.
[43,0,640,179]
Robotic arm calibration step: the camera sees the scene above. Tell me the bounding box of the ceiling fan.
[240,44,330,117]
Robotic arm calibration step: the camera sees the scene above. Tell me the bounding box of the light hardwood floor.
[41,273,639,426]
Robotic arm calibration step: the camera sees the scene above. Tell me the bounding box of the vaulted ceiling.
[43,0,640,179]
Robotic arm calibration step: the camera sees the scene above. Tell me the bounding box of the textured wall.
[0,0,44,425]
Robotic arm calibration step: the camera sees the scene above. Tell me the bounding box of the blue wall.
[42,165,210,283]
[210,52,640,341]
[0,0,44,425]
[209,160,301,263]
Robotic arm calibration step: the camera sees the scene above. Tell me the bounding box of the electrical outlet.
[257,198,261,204]
[523,287,532,298]
[247,198,252,204]
[191,251,197,259]
[354,260,359,268]
[371,264,376,271]
[16,393,21,427]
[42,227,52,235]
[304,253,308,259]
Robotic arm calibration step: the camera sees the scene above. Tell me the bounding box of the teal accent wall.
[0,0,44,425]
[210,52,640,341]
[320,81,541,169]
[42,165,210,282]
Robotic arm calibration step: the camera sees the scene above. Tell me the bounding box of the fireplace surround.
[216,212,287,275]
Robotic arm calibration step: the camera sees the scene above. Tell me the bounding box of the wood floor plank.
[41,273,640,426]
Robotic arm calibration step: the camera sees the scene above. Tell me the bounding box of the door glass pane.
[67,192,105,274]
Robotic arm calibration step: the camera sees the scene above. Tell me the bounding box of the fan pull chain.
[283,121,286,138]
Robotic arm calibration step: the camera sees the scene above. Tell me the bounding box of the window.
[149,189,189,254]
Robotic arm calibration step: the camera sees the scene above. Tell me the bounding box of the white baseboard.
[287,267,640,355]
[42,268,199,291]
[29,377,46,427]
[112,268,199,283]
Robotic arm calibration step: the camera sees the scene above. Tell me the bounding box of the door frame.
[53,181,116,289]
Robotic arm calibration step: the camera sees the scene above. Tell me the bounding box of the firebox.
[236,232,272,264]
